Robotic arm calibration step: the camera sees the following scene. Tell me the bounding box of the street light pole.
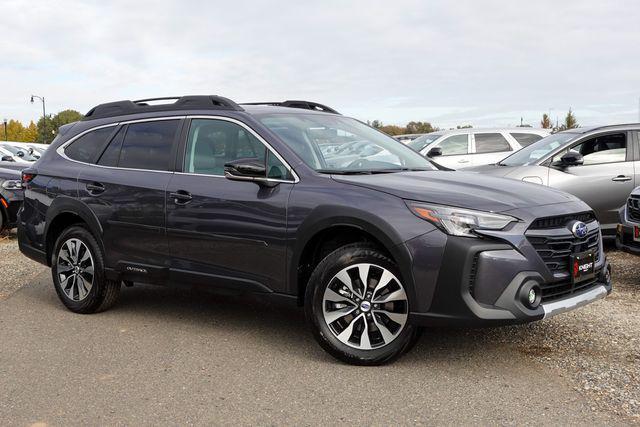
[30,95,47,142]
[3,119,7,141]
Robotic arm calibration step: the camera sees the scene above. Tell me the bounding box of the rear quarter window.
[64,127,115,163]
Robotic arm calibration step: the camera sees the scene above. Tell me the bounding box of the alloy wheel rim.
[322,263,408,350]
[56,238,94,301]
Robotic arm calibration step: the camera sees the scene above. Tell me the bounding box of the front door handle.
[612,175,632,182]
[458,159,470,163]
[86,182,105,195]
[170,190,193,205]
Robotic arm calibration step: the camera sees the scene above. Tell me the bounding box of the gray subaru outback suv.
[18,96,612,365]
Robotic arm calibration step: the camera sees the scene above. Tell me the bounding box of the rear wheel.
[305,243,418,365]
[51,225,120,314]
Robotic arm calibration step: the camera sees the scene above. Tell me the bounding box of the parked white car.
[407,128,550,169]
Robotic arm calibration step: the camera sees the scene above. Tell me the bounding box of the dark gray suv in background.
[18,96,612,365]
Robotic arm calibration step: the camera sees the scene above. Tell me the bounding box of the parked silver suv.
[468,124,640,238]
[408,128,549,169]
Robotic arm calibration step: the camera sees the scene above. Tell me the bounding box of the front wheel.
[305,243,419,365]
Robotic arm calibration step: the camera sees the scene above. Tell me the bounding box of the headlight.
[406,201,518,237]
[2,180,22,190]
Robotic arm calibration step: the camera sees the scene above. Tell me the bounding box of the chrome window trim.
[55,115,299,183]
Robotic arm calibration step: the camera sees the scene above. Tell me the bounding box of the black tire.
[0,210,4,233]
[305,243,419,365]
[51,225,120,314]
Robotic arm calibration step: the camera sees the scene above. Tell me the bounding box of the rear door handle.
[612,175,632,182]
[458,159,470,163]
[170,190,193,205]
[86,182,105,195]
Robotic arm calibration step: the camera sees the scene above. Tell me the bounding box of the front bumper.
[403,206,612,327]
[615,209,640,255]
[0,193,22,228]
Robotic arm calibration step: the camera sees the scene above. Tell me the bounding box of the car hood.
[462,163,520,177]
[332,170,577,213]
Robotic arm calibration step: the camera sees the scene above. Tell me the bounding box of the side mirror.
[559,151,584,167]
[16,151,24,158]
[427,147,443,157]
[224,158,272,185]
[1,155,14,162]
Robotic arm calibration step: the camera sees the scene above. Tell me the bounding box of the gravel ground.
[435,247,640,423]
[1,232,638,423]
[0,230,45,301]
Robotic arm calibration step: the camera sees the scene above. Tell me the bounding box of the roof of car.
[82,96,340,121]
[558,123,640,134]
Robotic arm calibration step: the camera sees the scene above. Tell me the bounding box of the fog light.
[519,281,542,309]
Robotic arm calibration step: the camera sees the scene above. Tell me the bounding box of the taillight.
[21,171,36,185]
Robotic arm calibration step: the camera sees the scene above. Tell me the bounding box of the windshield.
[499,132,580,166]
[257,113,436,173]
[407,134,443,152]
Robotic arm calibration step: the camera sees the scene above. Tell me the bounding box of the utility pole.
[2,119,7,141]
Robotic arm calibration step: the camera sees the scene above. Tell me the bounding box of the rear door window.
[65,126,116,163]
[97,126,126,167]
[117,120,180,171]
[510,132,543,147]
[474,133,512,153]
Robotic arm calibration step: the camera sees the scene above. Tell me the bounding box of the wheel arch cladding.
[292,213,415,306]
[45,197,104,265]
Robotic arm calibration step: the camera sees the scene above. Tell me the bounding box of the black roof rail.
[241,100,340,114]
[83,95,244,121]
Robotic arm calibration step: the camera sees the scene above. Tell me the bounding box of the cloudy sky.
[2,0,639,128]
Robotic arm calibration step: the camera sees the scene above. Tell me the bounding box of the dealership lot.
[0,232,638,425]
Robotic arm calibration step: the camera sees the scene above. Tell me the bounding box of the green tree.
[36,109,84,143]
[540,113,553,129]
[563,108,578,129]
[405,121,437,134]
[370,120,383,129]
[35,115,54,144]
[456,124,472,129]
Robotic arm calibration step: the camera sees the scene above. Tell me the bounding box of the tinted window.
[474,133,511,153]
[510,132,543,147]
[65,127,115,163]
[439,134,469,155]
[118,120,179,171]
[97,126,126,167]
[266,151,293,180]
[553,133,627,166]
[185,119,267,176]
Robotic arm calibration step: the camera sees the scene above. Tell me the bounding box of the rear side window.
[65,127,115,163]
[97,126,126,167]
[510,132,543,147]
[118,120,179,171]
[474,133,511,153]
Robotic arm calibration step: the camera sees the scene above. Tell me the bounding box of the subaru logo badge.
[571,221,588,238]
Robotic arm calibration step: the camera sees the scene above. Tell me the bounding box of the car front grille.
[627,196,640,222]
[529,211,596,230]
[538,270,602,303]
[527,228,600,273]
[526,216,602,303]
